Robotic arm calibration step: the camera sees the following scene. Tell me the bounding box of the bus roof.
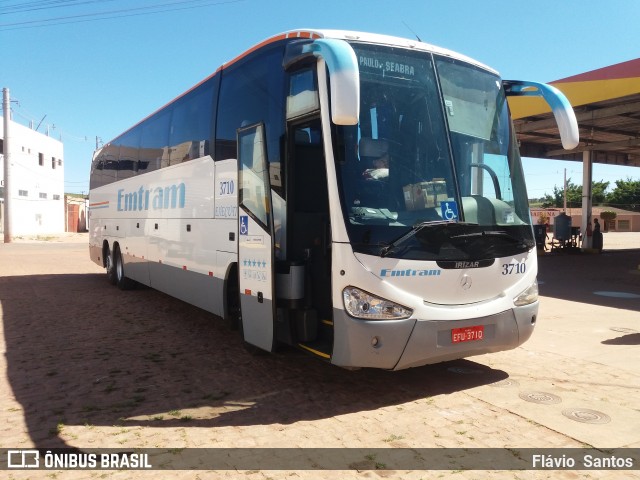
[222,29,496,74]
[100,29,497,150]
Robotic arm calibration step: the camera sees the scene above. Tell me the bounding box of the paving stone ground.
[1,233,639,479]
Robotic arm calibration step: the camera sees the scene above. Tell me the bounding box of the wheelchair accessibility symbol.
[239,215,249,236]
[440,201,458,221]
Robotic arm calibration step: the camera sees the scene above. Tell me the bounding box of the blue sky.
[2,0,640,196]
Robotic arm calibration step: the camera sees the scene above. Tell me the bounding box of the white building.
[1,115,65,236]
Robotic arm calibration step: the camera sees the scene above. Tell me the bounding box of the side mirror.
[504,80,579,150]
[284,39,360,125]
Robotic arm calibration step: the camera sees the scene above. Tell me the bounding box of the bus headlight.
[514,280,538,306]
[343,286,413,320]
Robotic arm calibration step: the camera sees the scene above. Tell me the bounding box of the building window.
[39,192,48,199]
[19,190,28,197]
[39,153,44,166]
[53,194,61,200]
[58,159,62,166]
[52,157,56,169]
[618,219,630,231]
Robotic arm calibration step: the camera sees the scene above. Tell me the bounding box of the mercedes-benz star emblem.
[460,274,472,290]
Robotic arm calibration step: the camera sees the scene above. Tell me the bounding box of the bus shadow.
[537,249,640,311]
[1,273,507,447]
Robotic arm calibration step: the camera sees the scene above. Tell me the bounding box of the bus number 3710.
[219,180,235,196]
[502,263,526,275]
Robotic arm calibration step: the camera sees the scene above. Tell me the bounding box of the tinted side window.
[89,151,105,189]
[91,72,218,188]
[116,128,141,181]
[216,43,286,174]
[98,144,119,186]
[139,109,171,174]
[169,80,215,165]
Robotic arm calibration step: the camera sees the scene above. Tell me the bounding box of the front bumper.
[330,302,538,370]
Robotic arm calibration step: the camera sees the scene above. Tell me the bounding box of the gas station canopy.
[509,58,640,167]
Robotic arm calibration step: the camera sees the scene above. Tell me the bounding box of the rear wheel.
[105,245,117,285]
[114,245,135,290]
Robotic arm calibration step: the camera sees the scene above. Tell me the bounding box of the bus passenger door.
[237,123,276,352]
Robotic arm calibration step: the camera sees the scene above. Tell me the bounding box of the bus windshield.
[335,42,534,261]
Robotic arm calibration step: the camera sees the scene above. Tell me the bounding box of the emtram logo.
[117,182,186,212]
[380,268,441,277]
[7,450,40,468]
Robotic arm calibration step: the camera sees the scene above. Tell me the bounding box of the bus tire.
[105,244,117,286]
[114,245,135,291]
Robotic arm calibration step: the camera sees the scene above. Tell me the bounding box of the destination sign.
[353,46,427,83]
[358,55,416,77]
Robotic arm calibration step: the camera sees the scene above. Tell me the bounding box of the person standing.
[592,218,603,253]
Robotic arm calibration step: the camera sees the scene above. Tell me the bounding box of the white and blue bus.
[89,30,578,370]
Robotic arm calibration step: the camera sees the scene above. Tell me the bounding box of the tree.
[541,179,609,208]
[592,180,610,204]
[600,210,617,232]
[600,211,617,221]
[606,178,640,212]
[537,211,550,226]
[541,181,579,208]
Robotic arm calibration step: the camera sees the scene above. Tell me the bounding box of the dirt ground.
[1,233,639,479]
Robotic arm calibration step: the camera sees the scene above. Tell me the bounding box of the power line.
[0,0,245,30]
[0,0,116,16]
[1,0,225,25]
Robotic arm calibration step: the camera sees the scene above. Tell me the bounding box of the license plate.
[451,325,484,343]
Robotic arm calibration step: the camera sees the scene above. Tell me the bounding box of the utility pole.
[3,87,12,243]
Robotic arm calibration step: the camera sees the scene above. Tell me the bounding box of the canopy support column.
[581,150,593,249]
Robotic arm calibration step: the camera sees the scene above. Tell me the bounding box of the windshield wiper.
[449,230,532,248]
[379,221,474,257]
